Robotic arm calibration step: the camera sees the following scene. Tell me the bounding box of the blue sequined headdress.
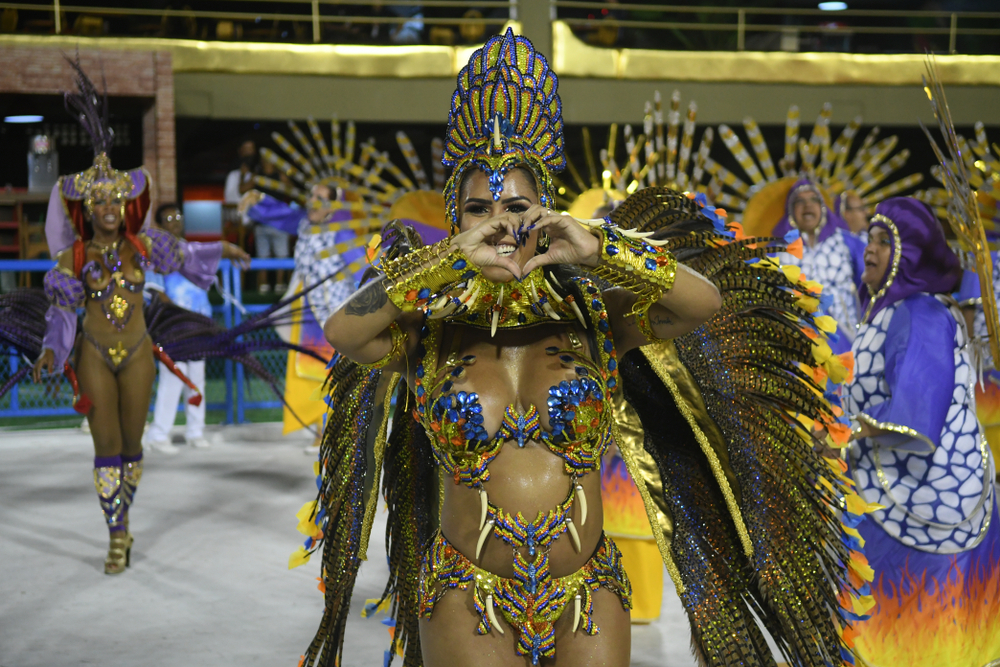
[442,28,565,231]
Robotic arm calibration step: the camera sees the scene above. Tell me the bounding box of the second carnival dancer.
[846,198,1000,666]
[0,61,326,576]
[293,30,875,667]
[29,62,249,575]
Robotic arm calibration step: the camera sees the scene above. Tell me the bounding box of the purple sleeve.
[42,268,84,367]
[145,228,222,291]
[860,295,955,454]
[248,195,305,235]
[41,306,77,368]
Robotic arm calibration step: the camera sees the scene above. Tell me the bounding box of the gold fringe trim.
[641,341,754,558]
[611,416,685,594]
[358,372,400,561]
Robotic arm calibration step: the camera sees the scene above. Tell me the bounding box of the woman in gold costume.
[293,30,876,667]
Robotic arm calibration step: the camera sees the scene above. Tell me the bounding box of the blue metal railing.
[0,257,298,423]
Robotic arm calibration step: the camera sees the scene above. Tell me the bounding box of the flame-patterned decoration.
[709,104,923,236]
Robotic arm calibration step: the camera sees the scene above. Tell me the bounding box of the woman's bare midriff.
[429,323,605,578]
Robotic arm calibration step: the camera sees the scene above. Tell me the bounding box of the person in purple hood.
[846,197,1000,666]
[776,179,866,352]
[30,61,250,576]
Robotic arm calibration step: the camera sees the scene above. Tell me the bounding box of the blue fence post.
[220,259,235,425]
[232,259,246,424]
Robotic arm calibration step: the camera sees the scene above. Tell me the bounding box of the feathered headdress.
[442,28,565,230]
[45,56,150,269]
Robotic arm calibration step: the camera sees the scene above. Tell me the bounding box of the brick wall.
[0,45,176,204]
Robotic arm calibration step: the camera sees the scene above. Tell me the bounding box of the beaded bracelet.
[356,321,407,370]
[382,241,479,313]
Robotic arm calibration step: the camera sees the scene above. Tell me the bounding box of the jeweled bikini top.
[81,239,146,331]
[412,275,619,489]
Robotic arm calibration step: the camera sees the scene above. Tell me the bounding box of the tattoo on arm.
[344,279,388,316]
[650,314,673,327]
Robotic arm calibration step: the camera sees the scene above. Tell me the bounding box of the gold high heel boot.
[105,532,132,574]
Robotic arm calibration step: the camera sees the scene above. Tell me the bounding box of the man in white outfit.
[144,204,211,453]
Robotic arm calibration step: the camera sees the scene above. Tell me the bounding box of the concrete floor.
[0,424,700,667]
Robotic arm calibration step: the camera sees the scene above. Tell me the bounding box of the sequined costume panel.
[779,228,863,350]
[847,292,1000,667]
[418,532,631,665]
[412,278,617,489]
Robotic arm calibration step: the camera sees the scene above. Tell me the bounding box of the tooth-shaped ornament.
[543,277,564,303]
[572,594,582,633]
[493,116,502,151]
[490,286,504,337]
[576,484,588,526]
[486,594,504,635]
[476,519,495,560]
[479,488,489,530]
[566,516,582,553]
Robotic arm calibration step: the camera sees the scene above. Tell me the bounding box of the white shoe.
[80,417,90,434]
[147,439,180,455]
[259,283,271,294]
[187,437,211,448]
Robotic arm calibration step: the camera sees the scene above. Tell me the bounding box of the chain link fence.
[1,259,295,425]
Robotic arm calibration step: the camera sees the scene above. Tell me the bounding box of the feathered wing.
[611,187,875,667]
[0,289,50,397]
[295,359,383,666]
[293,358,437,667]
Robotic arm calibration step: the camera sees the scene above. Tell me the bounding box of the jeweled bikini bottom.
[83,332,149,374]
[417,531,632,665]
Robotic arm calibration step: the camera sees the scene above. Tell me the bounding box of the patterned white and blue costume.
[249,195,363,324]
[779,228,864,351]
[848,293,995,552]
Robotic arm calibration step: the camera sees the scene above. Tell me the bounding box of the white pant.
[148,360,206,442]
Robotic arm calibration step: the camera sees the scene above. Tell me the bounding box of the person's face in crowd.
[458,167,540,283]
[160,207,184,239]
[239,140,258,170]
[862,225,892,290]
[842,192,868,234]
[792,188,823,235]
[239,140,257,159]
[307,184,335,223]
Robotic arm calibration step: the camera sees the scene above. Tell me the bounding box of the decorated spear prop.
[920,55,1000,365]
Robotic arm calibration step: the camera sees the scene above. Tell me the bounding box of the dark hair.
[155,203,181,226]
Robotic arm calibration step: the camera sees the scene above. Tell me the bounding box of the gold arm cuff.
[590,225,677,303]
[356,322,407,371]
[382,241,479,313]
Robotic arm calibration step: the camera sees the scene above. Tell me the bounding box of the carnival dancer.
[293,30,874,667]
[773,180,865,351]
[835,189,870,239]
[29,61,250,575]
[241,126,451,438]
[846,197,1000,666]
